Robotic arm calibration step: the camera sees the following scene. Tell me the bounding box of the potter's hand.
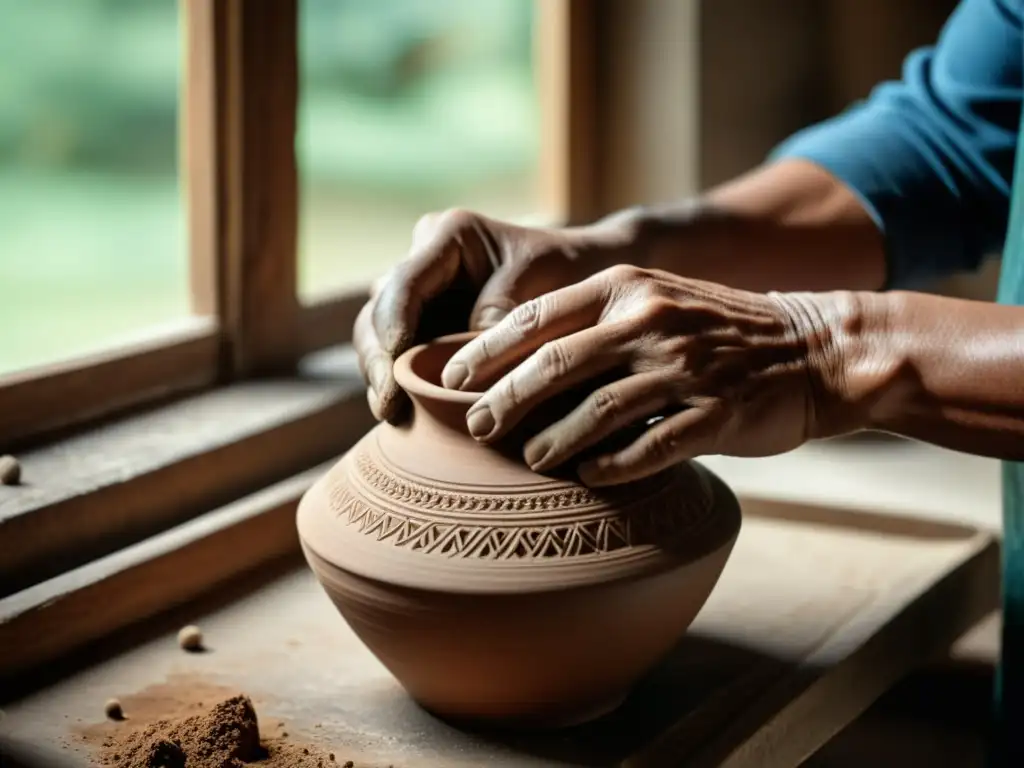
[354,209,626,422]
[441,266,865,486]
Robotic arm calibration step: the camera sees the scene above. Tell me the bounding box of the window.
[0,0,188,375]
[297,0,541,300]
[0,0,601,684]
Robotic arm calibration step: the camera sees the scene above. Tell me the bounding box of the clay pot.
[297,332,742,728]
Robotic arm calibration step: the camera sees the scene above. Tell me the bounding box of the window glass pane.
[0,0,186,375]
[298,0,539,300]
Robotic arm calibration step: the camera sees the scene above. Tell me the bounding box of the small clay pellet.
[177,624,203,651]
[0,455,21,486]
[104,699,125,721]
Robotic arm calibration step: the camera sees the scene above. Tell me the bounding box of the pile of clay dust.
[97,694,339,768]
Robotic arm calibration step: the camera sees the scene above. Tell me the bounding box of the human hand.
[353,209,623,422]
[440,265,867,486]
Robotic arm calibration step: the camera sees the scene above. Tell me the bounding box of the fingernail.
[367,358,389,394]
[524,439,553,471]
[476,307,507,329]
[467,405,496,439]
[442,361,469,390]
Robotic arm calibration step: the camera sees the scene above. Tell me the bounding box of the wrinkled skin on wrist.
[352,209,616,422]
[440,265,855,487]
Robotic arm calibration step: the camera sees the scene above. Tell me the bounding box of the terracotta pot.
[297,332,742,728]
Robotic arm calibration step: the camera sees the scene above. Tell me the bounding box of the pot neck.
[406,388,480,438]
[392,332,482,438]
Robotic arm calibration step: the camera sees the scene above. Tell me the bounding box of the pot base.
[424,691,628,731]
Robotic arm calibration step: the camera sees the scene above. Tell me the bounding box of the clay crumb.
[104,699,125,721]
[342,761,352,768]
[176,624,204,652]
[0,455,21,485]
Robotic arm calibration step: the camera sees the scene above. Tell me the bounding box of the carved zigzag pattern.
[330,452,713,559]
[331,481,708,561]
[335,487,651,558]
[351,451,607,512]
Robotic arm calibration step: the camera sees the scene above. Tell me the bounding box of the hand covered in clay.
[441,265,864,486]
[354,209,624,422]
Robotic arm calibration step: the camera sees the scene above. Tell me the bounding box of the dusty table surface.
[0,491,997,768]
[700,435,1000,531]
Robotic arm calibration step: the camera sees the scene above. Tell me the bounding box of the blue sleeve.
[771,0,1023,289]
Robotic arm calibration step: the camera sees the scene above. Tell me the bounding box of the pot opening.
[393,332,482,406]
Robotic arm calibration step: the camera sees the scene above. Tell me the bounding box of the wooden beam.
[0,318,219,452]
[183,0,221,323]
[186,0,302,376]
[224,0,301,373]
[537,0,601,225]
[0,464,329,684]
[298,289,368,355]
[0,347,371,596]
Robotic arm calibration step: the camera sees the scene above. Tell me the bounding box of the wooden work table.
[0,436,1003,767]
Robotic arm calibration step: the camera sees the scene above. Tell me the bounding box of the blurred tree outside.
[0,0,183,374]
[0,0,539,372]
[297,0,540,297]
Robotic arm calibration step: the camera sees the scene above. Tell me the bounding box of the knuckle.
[602,264,644,283]
[536,340,571,380]
[509,298,542,332]
[474,332,493,362]
[590,388,619,422]
[645,428,680,464]
[638,297,678,327]
[437,207,478,234]
[412,211,442,237]
[497,374,521,410]
[412,209,480,252]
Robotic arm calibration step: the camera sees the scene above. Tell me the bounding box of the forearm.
[846,291,1024,460]
[631,159,886,292]
[576,159,886,293]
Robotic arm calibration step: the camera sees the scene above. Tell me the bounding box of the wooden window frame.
[0,0,604,686]
[0,0,599,452]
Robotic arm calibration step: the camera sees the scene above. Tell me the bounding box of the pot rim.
[393,331,483,406]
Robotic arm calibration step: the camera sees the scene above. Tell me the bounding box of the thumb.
[469,291,517,331]
[469,265,529,330]
[469,254,577,330]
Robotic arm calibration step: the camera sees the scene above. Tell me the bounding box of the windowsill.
[0,344,373,597]
[1,347,1003,697]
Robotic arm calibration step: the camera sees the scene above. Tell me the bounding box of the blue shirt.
[772,0,1023,761]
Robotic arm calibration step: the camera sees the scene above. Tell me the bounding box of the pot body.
[296,334,742,727]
